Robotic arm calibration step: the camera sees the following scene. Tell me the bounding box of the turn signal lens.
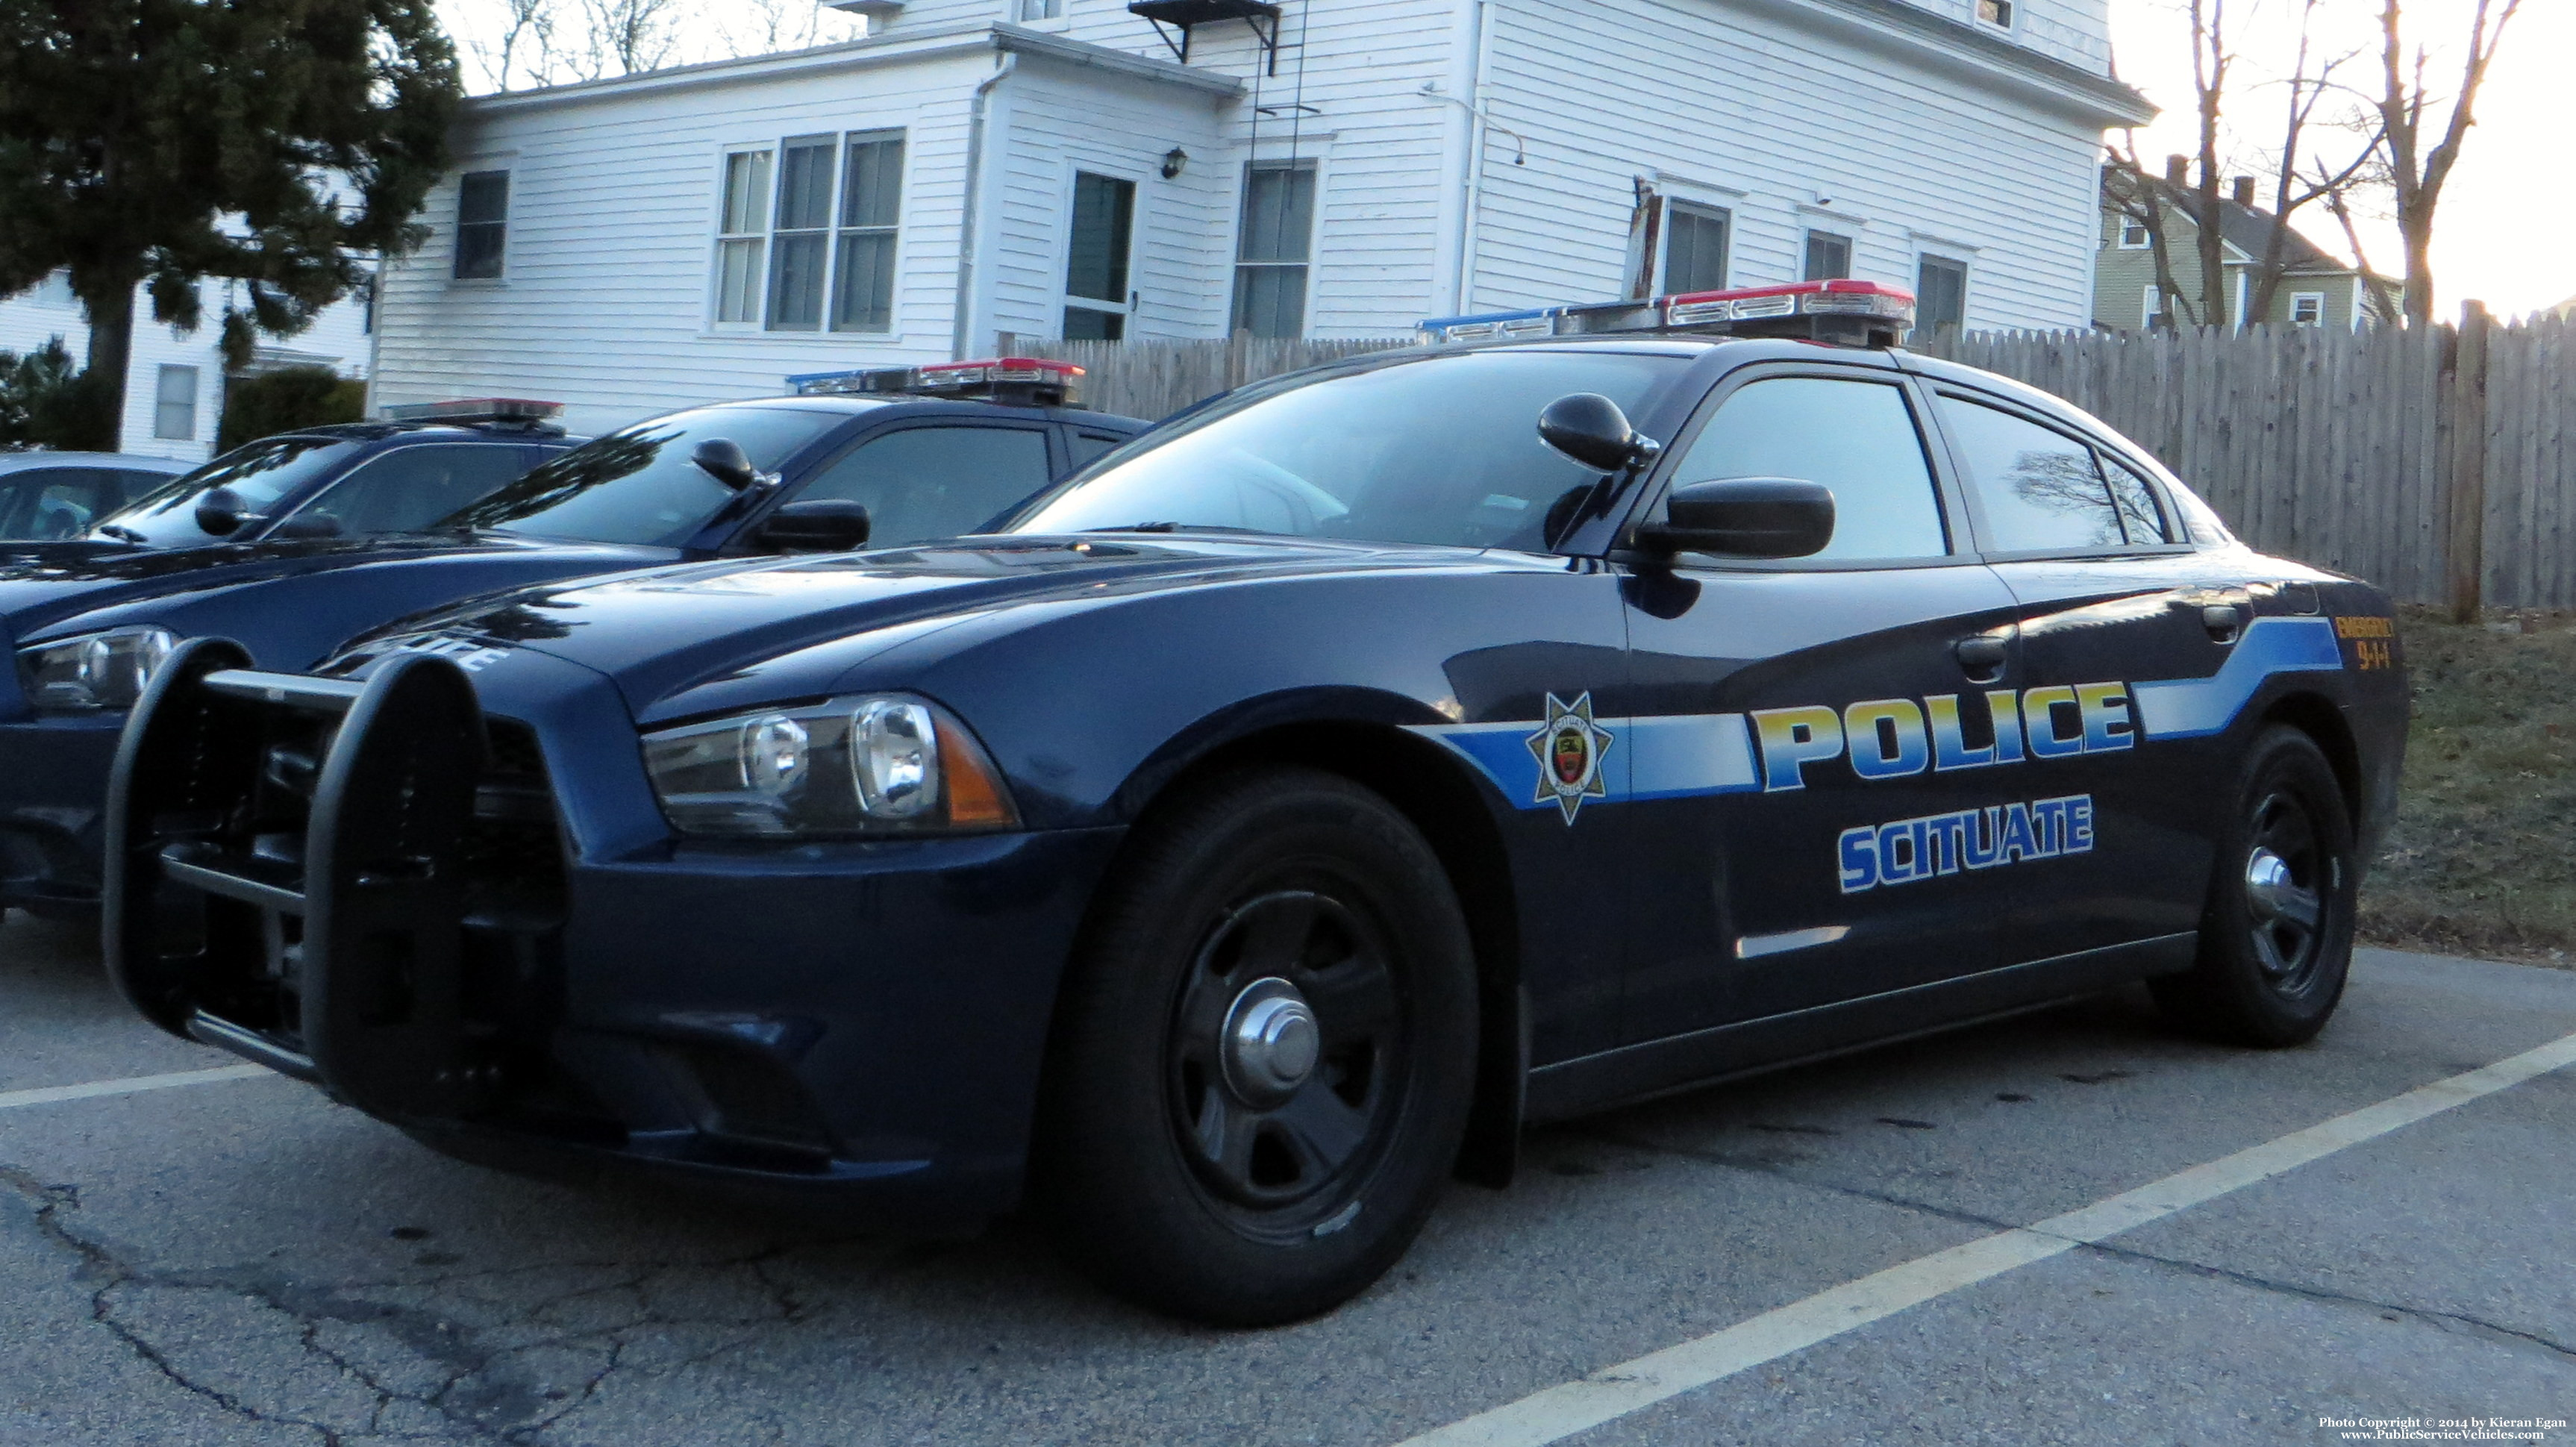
[642,693,1018,838]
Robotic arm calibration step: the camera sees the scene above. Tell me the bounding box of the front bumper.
[104,645,1125,1225]
[0,710,126,916]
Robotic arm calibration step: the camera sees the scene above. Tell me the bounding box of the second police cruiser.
[102,282,2407,1326]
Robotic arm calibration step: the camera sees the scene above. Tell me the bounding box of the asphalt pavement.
[2,908,2569,1446]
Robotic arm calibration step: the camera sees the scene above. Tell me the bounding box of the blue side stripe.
[2130,616,2344,740]
[1407,713,1759,812]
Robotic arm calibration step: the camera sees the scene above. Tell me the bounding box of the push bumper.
[104,643,1124,1226]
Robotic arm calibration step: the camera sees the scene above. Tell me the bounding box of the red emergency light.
[379,398,566,426]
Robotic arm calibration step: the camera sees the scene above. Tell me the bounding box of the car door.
[1611,363,2024,1043]
[1922,385,2230,965]
[781,421,1060,547]
[281,443,545,537]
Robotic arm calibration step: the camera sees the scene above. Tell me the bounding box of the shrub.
[0,338,118,451]
[217,366,367,451]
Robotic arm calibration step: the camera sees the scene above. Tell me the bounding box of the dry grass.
[2360,606,2576,966]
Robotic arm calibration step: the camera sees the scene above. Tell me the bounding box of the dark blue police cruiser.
[103,286,2407,1326]
[2,365,1141,916]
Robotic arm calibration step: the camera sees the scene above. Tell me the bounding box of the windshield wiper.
[1095,522,1267,536]
[96,524,149,545]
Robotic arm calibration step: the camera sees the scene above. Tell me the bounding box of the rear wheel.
[1035,767,1478,1326]
[2151,726,2357,1046]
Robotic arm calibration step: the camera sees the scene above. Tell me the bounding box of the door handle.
[1954,634,2008,683]
[2201,603,2245,644]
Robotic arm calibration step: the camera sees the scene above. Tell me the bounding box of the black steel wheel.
[1036,766,1478,1325]
[2152,726,2358,1046]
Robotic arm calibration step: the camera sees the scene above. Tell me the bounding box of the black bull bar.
[104,637,519,1122]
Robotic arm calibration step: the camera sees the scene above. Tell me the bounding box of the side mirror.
[1537,393,1660,473]
[270,512,345,540]
[755,499,872,553]
[1634,478,1836,559]
[194,487,254,537]
[692,438,759,491]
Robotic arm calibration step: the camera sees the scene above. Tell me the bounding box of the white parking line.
[0,1063,272,1113]
[1396,1027,2576,1447]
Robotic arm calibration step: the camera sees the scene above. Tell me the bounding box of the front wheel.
[2151,726,2358,1046]
[1034,767,1479,1326]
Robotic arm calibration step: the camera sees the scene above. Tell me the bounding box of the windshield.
[1008,349,1687,551]
[93,437,362,548]
[440,406,848,547]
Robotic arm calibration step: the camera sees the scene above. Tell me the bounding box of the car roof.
[272,422,583,446]
[628,394,1151,426]
[0,451,194,473]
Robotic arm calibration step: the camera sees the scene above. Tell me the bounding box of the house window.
[1232,160,1316,339]
[2290,292,2327,328]
[1015,0,1063,16]
[453,171,509,280]
[714,149,774,325]
[1063,171,1137,340]
[1661,201,1731,294]
[1803,230,1853,282]
[717,129,905,333]
[1977,0,2013,26]
[2142,284,2163,330]
[2119,220,2150,249]
[152,366,198,441]
[1916,254,1968,331]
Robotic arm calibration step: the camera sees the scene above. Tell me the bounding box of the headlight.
[641,693,1021,838]
[18,627,179,713]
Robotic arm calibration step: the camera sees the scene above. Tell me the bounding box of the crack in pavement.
[1568,1125,2576,1370]
[0,1161,878,1445]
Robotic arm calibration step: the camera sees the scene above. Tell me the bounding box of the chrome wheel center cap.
[1222,978,1320,1104]
[2245,848,2294,920]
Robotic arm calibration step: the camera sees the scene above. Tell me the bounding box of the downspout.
[952,51,1018,360]
[1451,0,1495,315]
[363,255,386,417]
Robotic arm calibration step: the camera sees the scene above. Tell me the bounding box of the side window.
[0,468,105,540]
[1065,430,1127,472]
[1669,375,1950,560]
[296,446,537,535]
[2098,452,2170,545]
[793,426,1054,546]
[1936,396,2124,553]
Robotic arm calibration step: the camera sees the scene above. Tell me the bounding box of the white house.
[374,0,2150,435]
[0,272,375,463]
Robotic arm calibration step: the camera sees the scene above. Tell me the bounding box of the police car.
[102,285,2407,1327]
[0,453,193,543]
[1,368,1143,916]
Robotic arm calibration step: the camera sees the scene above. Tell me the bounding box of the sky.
[434,0,2569,322]
[2106,0,2572,321]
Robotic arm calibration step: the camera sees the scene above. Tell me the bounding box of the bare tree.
[720,0,864,57]
[2180,0,2233,329]
[2103,136,2195,329]
[469,0,569,93]
[573,0,684,78]
[2243,0,2383,325]
[2374,0,2524,324]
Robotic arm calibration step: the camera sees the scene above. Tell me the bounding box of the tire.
[2151,726,2358,1047]
[1034,766,1480,1326]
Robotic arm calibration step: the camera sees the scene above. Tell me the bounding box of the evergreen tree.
[0,1,461,447]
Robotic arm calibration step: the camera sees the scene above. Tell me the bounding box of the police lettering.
[1752,683,2130,792]
[1838,793,2095,894]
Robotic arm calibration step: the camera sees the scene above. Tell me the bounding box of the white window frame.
[2289,291,2327,328]
[451,169,511,283]
[2117,219,2151,249]
[1057,163,1145,341]
[2142,284,2163,330]
[152,365,198,441]
[1657,198,1733,296]
[1975,0,2015,28]
[1802,228,1855,282]
[1915,252,1970,331]
[1013,0,1063,17]
[1229,155,1323,340]
[704,128,907,336]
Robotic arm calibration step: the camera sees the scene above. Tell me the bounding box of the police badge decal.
[1526,692,1613,824]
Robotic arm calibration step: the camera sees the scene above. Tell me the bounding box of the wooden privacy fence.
[1013,316,2576,610]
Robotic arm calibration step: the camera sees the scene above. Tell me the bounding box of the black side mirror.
[270,512,345,540]
[194,486,254,537]
[755,499,872,553]
[1537,393,1661,472]
[1634,478,1836,559]
[692,438,759,490]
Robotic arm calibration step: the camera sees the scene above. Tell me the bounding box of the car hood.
[0,532,663,646]
[334,534,1511,724]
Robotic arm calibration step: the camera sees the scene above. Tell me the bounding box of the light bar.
[1416,278,1916,349]
[786,357,1085,407]
[380,398,565,424]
